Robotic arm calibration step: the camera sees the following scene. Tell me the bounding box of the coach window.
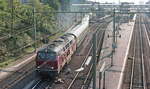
[38,52,45,59]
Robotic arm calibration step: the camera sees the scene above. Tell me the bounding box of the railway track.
[31,79,54,89]
[66,23,107,89]
[67,43,92,89]
[0,57,36,89]
[142,14,150,89]
[80,21,108,89]
[122,14,150,89]
[129,15,147,89]
[80,23,107,89]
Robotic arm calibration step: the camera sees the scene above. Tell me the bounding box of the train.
[35,14,90,76]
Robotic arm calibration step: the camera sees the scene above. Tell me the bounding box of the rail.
[129,14,147,89]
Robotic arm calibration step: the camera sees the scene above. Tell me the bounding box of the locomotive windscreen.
[38,52,56,60]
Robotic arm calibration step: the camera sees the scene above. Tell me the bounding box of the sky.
[87,0,149,4]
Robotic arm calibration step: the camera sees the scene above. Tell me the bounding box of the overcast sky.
[87,0,149,4]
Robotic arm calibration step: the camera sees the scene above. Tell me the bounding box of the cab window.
[38,52,56,60]
[38,52,45,59]
[46,52,56,59]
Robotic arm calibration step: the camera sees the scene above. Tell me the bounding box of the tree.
[0,0,72,63]
[40,0,61,11]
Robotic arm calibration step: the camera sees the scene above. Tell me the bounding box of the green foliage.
[40,0,61,11]
[0,0,71,65]
[0,58,14,67]
[0,0,6,10]
[24,47,34,53]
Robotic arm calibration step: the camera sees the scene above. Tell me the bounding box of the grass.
[24,47,35,53]
[0,53,24,68]
[0,58,15,68]
[49,32,63,41]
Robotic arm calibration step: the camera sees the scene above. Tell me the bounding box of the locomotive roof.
[38,33,74,53]
[67,15,89,38]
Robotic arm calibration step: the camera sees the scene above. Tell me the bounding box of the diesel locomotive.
[35,15,89,76]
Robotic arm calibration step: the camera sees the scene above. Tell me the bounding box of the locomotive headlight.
[51,67,54,69]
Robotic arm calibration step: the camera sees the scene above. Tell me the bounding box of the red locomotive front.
[36,50,60,76]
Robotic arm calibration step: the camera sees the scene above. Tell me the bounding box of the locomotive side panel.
[57,38,76,73]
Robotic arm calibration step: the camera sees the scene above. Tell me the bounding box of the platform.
[89,15,136,89]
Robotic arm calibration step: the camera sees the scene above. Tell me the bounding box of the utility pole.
[33,8,37,52]
[113,9,116,45]
[111,8,116,66]
[93,33,97,89]
[11,0,14,34]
